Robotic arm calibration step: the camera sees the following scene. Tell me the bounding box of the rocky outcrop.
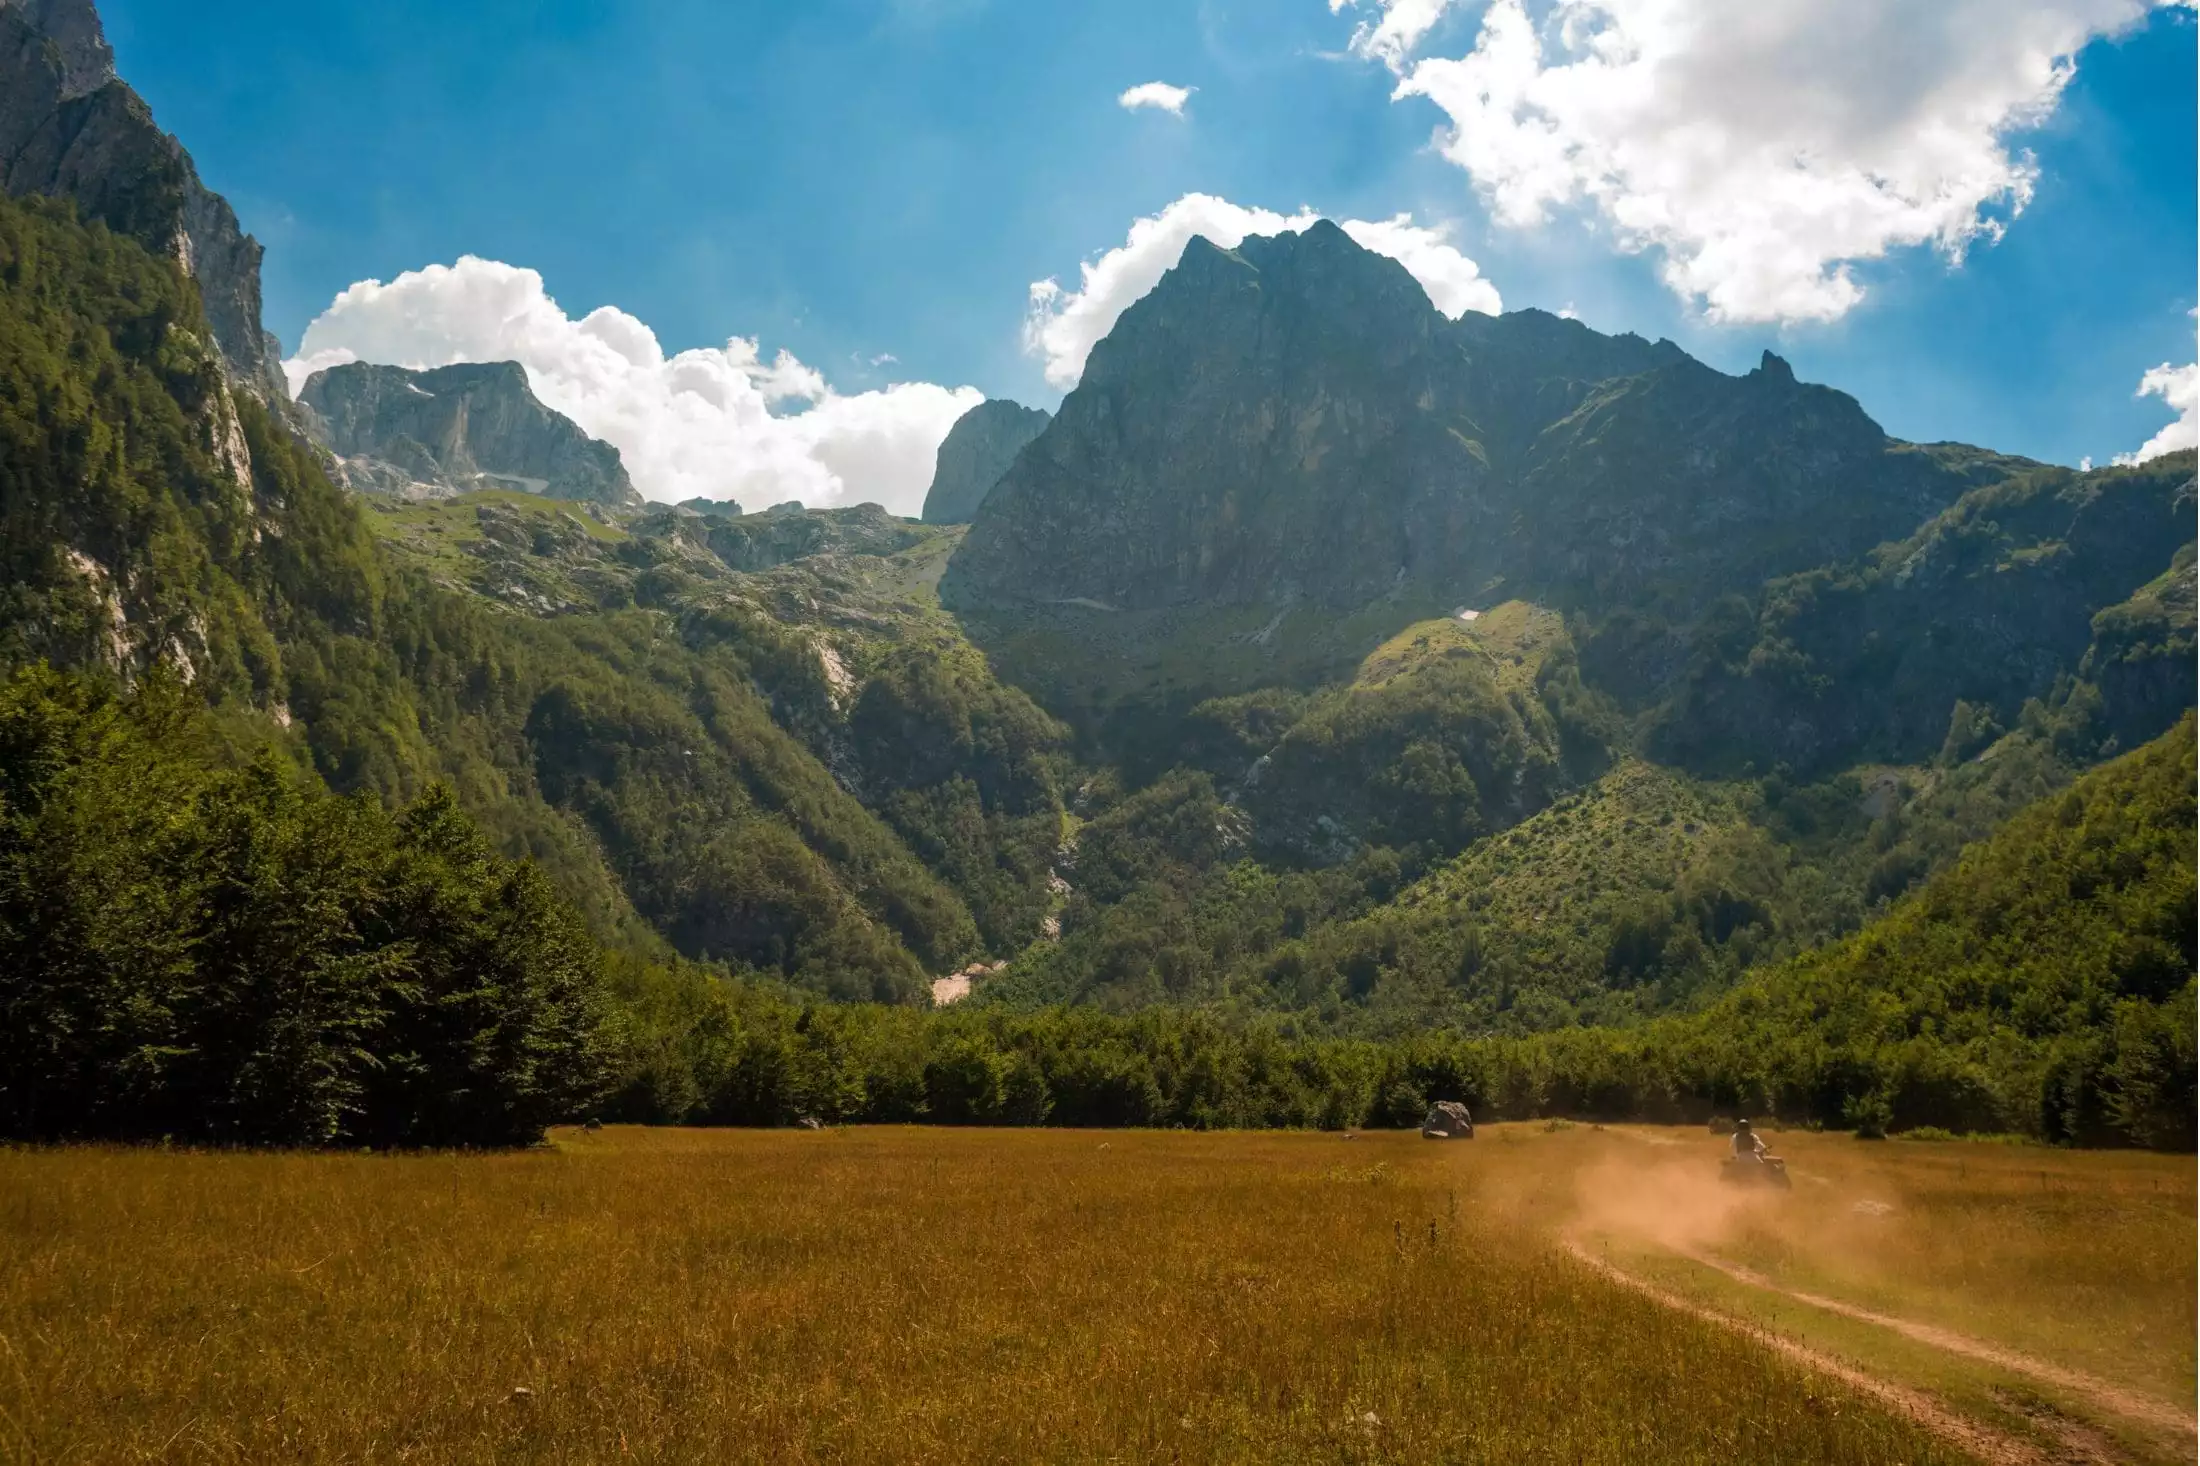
[692,502,929,572]
[942,221,1985,620]
[676,497,746,519]
[298,361,641,506]
[0,0,288,403]
[1421,1102,1474,1139]
[920,400,1051,524]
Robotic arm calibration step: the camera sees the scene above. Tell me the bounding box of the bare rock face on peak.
[0,0,289,404]
[299,361,641,507]
[920,400,1051,524]
[675,496,746,519]
[942,220,1980,619]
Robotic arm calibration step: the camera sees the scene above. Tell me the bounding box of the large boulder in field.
[1421,1101,1474,1139]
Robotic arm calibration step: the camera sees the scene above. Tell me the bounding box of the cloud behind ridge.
[1024,192,1501,390]
[286,258,979,514]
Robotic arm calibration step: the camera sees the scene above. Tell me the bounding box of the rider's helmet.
[1734,1118,1752,1131]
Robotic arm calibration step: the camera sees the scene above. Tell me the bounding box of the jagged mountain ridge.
[943,221,1999,618]
[0,0,287,403]
[300,360,641,506]
[921,399,1051,524]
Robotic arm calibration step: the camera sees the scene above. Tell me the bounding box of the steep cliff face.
[941,222,1988,620]
[920,400,1051,524]
[299,360,641,506]
[947,223,1486,611]
[1655,452,2199,774]
[1503,351,1964,610]
[0,0,286,403]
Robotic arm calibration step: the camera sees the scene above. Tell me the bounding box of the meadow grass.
[1547,1125,2196,1463]
[1714,1132,2194,1402]
[0,1126,1970,1465]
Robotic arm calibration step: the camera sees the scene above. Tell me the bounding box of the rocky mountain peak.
[920,399,1051,524]
[945,220,1981,619]
[299,360,641,506]
[1,0,111,98]
[1078,221,1446,401]
[0,0,285,404]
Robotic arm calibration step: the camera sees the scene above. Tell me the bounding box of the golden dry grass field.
[0,1125,2189,1465]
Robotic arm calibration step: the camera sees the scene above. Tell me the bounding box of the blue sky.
[103,0,2195,504]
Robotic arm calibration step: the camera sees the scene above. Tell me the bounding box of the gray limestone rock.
[920,399,1051,524]
[299,361,641,506]
[692,502,928,572]
[675,497,747,519]
[0,0,287,404]
[942,220,1978,621]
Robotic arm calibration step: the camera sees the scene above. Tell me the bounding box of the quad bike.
[1719,1154,1792,1190]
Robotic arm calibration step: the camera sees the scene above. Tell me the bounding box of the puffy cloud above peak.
[1024,193,1501,390]
[1335,214,1503,319]
[1119,81,1195,115]
[2116,361,2198,465]
[1346,0,2174,324]
[285,257,979,513]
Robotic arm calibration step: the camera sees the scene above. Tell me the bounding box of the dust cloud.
[1566,1146,1768,1255]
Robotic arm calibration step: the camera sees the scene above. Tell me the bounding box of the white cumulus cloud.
[1340,0,2174,324]
[1330,0,1456,66]
[284,257,979,513]
[1024,192,1501,389]
[2115,361,2198,465]
[1118,81,1196,115]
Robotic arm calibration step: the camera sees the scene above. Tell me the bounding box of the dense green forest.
[0,668,614,1146]
[593,719,2193,1146]
[0,176,2191,1150]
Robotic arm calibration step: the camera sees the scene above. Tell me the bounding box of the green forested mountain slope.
[1692,713,2196,1145]
[0,191,1029,997]
[575,716,2199,1146]
[1654,456,2196,774]
[5,172,2190,1043]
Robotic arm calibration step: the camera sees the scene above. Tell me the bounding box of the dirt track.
[1546,1129,2193,1462]
[1671,1245,2197,1446]
[1563,1237,2108,1466]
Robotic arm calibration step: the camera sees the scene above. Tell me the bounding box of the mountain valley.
[0,0,2190,1149]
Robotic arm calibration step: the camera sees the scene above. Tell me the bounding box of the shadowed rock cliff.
[942,221,1990,619]
[0,0,287,403]
[921,399,1051,524]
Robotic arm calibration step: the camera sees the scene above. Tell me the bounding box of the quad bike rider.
[1719,1118,1792,1189]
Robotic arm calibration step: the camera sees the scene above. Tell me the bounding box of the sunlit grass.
[1547,1124,2194,1462]
[1,1127,1962,1465]
[1705,1132,2196,1403]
